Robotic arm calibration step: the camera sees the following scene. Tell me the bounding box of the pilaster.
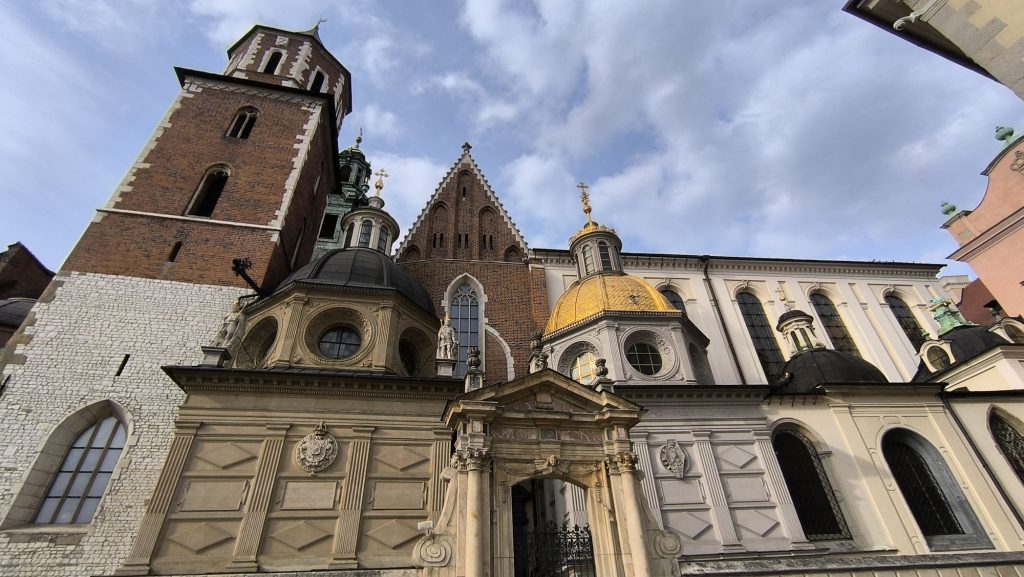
[692,430,743,551]
[751,430,810,547]
[630,433,663,529]
[226,423,290,571]
[329,426,374,569]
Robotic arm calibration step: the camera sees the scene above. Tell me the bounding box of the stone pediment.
[443,368,644,429]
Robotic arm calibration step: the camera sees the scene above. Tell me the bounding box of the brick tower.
[0,25,351,577]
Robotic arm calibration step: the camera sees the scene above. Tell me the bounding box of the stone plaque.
[281,481,337,510]
[372,481,425,510]
[722,476,767,502]
[660,479,704,505]
[179,480,246,512]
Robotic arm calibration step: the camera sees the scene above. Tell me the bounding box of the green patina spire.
[927,297,972,336]
[941,201,956,216]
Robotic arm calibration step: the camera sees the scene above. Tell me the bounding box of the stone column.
[428,428,451,517]
[751,430,809,546]
[631,433,663,529]
[463,448,489,577]
[329,426,374,569]
[692,430,742,550]
[115,422,200,576]
[612,452,652,577]
[227,423,290,571]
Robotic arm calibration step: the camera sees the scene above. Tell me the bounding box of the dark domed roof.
[776,348,887,393]
[274,248,435,315]
[776,309,812,330]
[0,298,35,328]
[913,324,1010,381]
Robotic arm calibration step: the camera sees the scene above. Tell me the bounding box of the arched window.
[226,107,257,139]
[450,282,480,377]
[881,429,989,550]
[1004,324,1024,344]
[990,411,1024,484]
[262,51,283,74]
[340,165,352,183]
[598,242,613,271]
[376,228,390,253]
[885,294,927,351]
[737,291,785,382]
[773,429,850,540]
[187,166,229,217]
[661,289,686,312]
[357,220,373,248]
[810,293,859,356]
[309,70,326,93]
[343,222,354,248]
[35,414,126,524]
[581,245,595,275]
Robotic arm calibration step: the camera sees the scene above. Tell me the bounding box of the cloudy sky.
[2,1,1022,275]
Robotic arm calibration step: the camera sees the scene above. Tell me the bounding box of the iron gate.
[514,522,595,577]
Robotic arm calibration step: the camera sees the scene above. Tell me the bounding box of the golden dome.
[545,273,679,336]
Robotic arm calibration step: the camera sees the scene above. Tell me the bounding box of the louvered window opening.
[451,283,480,377]
[883,439,963,536]
[35,416,126,524]
[773,431,850,540]
[737,292,785,382]
[885,295,927,351]
[810,293,859,356]
[991,414,1024,484]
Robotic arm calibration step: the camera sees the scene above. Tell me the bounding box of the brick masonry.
[0,273,245,576]
[0,243,53,300]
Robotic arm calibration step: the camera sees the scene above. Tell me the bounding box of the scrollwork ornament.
[295,421,338,475]
[413,533,452,567]
[660,440,688,478]
[651,529,683,558]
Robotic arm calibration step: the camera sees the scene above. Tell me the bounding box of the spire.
[370,168,388,209]
[578,182,594,226]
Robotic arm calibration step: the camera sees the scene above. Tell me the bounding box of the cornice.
[619,384,770,406]
[947,207,1024,261]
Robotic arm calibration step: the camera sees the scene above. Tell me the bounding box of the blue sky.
[1,1,1022,276]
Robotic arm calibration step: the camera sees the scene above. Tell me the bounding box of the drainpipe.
[941,392,1024,531]
[701,255,747,385]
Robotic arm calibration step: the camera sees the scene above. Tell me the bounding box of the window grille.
[883,437,962,536]
[357,220,373,248]
[35,416,126,524]
[991,413,1024,484]
[626,342,662,375]
[582,245,595,275]
[810,293,859,356]
[773,430,850,540]
[450,283,480,377]
[885,295,927,351]
[737,292,785,382]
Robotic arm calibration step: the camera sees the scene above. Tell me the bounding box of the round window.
[626,342,662,375]
[570,351,599,385]
[926,346,952,371]
[319,327,361,359]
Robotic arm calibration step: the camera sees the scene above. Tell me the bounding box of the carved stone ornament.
[1012,150,1024,173]
[651,529,683,559]
[659,440,687,478]
[413,533,452,567]
[295,421,338,475]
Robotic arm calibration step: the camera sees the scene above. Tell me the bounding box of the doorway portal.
[511,479,595,577]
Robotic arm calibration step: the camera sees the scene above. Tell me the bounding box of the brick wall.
[0,243,53,300]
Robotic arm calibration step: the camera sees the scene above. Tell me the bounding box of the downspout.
[701,255,747,385]
[941,392,1024,531]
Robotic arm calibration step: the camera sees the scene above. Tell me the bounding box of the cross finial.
[373,168,389,197]
[461,142,472,154]
[316,16,328,27]
[577,182,593,225]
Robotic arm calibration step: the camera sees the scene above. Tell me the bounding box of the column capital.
[606,451,639,473]
[453,447,491,471]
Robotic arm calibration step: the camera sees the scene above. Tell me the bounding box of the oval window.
[626,342,662,375]
[319,327,361,359]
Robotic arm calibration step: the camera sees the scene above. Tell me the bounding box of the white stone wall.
[0,272,245,577]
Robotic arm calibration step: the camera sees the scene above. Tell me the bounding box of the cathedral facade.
[2,24,1024,577]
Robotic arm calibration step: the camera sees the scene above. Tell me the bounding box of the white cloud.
[351,104,400,141]
[366,152,449,243]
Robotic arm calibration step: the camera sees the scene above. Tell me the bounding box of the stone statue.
[212,300,245,349]
[437,316,458,360]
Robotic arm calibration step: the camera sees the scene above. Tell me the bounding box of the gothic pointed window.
[810,293,859,356]
[737,291,785,382]
[35,415,126,524]
[881,429,990,550]
[885,294,927,351]
[990,411,1024,484]
[226,107,257,139]
[450,282,480,377]
[773,430,850,540]
[357,220,373,248]
[187,166,229,217]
